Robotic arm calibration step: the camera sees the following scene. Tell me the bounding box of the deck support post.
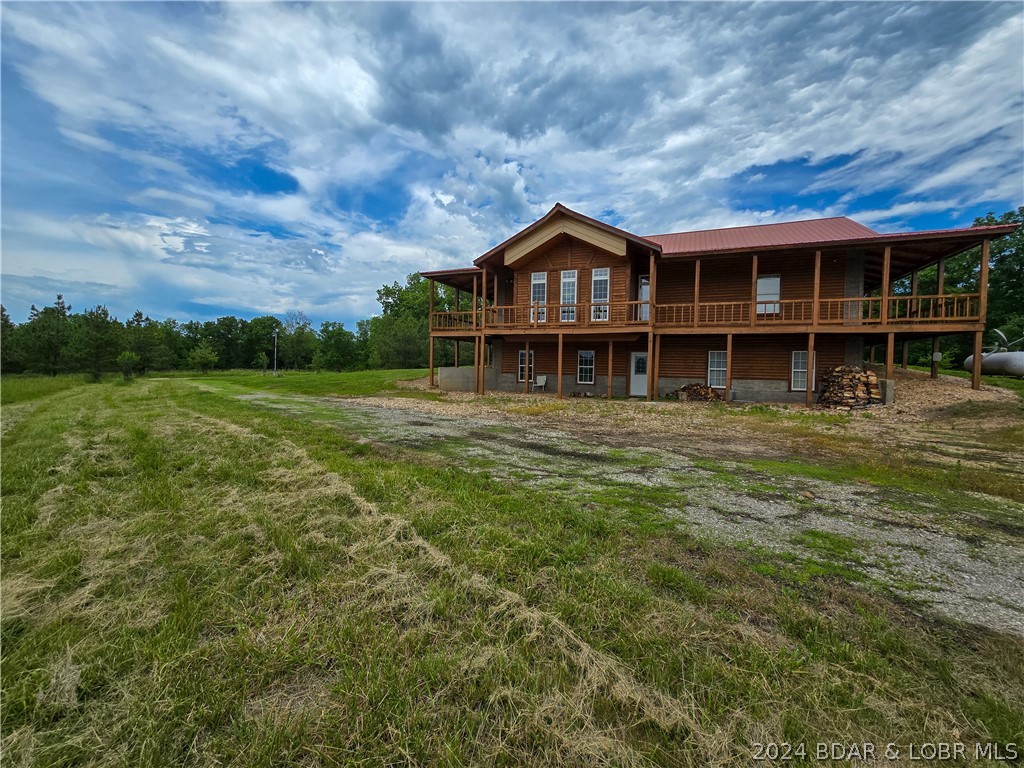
[931,258,946,379]
[901,339,909,369]
[930,336,940,379]
[725,333,733,402]
[524,341,530,395]
[653,334,662,401]
[869,344,875,365]
[607,340,614,399]
[478,336,485,395]
[646,331,655,401]
[649,249,657,328]
[454,339,459,368]
[885,332,895,381]
[471,274,478,331]
[971,331,983,390]
[428,279,435,387]
[806,332,815,408]
[557,333,564,399]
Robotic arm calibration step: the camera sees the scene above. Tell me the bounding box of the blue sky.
[2,2,1022,328]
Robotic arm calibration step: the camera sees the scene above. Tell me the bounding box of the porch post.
[454,339,460,368]
[750,254,758,326]
[929,337,939,379]
[646,331,655,401]
[693,258,701,327]
[653,333,662,401]
[884,331,895,381]
[869,344,876,365]
[429,335,435,387]
[931,258,946,378]
[481,268,487,331]
[978,238,990,323]
[901,340,909,370]
[493,272,498,307]
[971,331,983,390]
[557,333,564,399]
[880,246,891,324]
[479,337,486,395]
[649,249,658,328]
[806,333,815,408]
[524,341,530,395]
[812,250,821,325]
[725,333,733,402]
[607,339,614,399]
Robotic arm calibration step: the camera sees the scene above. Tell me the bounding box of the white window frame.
[791,350,816,392]
[530,272,547,323]
[560,270,577,322]
[577,350,595,384]
[518,349,535,383]
[756,274,781,315]
[708,350,727,390]
[591,268,610,322]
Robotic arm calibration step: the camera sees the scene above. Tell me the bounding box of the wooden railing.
[431,293,983,331]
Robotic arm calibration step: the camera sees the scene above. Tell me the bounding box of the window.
[591,268,610,321]
[578,350,595,384]
[791,351,816,391]
[531,272,547,323]
[518,349,535,382]
[757,275,781,314]
[561,270,577,322]
[708,350,727,389]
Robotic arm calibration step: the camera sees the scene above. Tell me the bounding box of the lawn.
[2,372,1022,765]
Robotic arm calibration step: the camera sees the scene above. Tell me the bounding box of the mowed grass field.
[2,371,1022,766]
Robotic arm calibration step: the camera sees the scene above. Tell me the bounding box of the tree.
[117,350,141,381]
[188,340,218,374]
[279,311,318,370]
[316,321,357,371]
[20,295,72,376]
[253,350,269,373]
[1,305,21,373]
[69,305,121,381]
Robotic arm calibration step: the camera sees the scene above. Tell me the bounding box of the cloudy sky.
[2,2,1022,327]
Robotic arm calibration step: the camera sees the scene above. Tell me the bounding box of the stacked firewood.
[676,383,724,402]
[817,366,883,409]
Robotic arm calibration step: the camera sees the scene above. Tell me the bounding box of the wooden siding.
[658,334,844,386]
[656,252,848,304]
[512,238,630,308]
[505,217,627,265]
[501,338,646,377]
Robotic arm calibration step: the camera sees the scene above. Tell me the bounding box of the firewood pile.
[673,383,723,402]
[817,366,883,409]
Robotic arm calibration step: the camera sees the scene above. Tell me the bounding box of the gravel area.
[236,386,1024,637]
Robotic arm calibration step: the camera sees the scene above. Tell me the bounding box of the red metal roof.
[646,216,878,256]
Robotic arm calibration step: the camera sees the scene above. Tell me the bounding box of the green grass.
[0,374,93,405]
[2,378,1023,765]
[168,367,428,397]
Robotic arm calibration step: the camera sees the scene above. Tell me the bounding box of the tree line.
[0,274,467,379]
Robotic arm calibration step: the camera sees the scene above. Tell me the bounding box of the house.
[422,204,1017,403]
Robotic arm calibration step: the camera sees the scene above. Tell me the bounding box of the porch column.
[884,331,895,381]
[901,340,909,370]
[806,333,815,408]
[693,259,701,328]
[524,341,530,395]
[653,333,662,401]
[869,344,876,365]
[931,258,946,379]
[649,250,657,329]
[607,339,614,399]
[493,272,499,307]
[428,279,435,386]
[971,331,984,390]
[479,338,486,395]
[812,250,821,325]
[481,269,487,331]
[880,246,891,324]
[472,274,478,331]
[750,254,758,326]
[646,332,655,400]
[557,333,564,399]
[429,335,435,387]
[454,339,459,368]
[725,333,733,402]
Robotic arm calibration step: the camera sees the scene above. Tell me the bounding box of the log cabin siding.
[512,238,630,308]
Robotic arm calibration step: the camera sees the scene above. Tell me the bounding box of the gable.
[504,215,627,267]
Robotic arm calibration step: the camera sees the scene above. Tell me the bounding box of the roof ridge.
[645,215,873,239]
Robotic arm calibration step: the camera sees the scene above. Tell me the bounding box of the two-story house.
[423,204,1017,403]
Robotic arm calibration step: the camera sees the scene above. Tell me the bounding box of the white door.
[629,352,648,397]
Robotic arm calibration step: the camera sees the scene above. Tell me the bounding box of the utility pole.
[273,330,278,376]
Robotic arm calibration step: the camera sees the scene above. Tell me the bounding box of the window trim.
[518,349,535,383]
[577,349,596,384]
[530,272,547,323]
[708,350,727,390]
[756,274,781,315]
[560,270,578,322]
[591,267,610,322]
[791,350,816,392]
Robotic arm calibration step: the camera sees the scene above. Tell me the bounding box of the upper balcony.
[430,293,981,334]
